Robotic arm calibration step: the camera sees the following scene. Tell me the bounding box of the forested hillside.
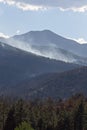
[0,94,87,130]
[6,66,87,100]
[0,42,78,88]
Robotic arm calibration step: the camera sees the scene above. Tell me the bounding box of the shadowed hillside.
[0,42,78,89]
[4,66,87,99]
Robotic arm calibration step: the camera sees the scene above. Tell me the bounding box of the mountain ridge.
[1,30,87,65]
[0,66,87,100]
[0,41,78,88]
[10,66,87,100]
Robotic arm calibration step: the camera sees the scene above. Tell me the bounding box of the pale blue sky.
[0,0,87,43]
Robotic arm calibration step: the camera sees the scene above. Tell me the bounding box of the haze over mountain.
[0,30,87,65]
[0,41,78,90]
[0,30,87,99]
[12,30,87,57]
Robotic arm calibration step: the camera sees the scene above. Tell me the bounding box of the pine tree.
[3,105,16,130]
[74,100,84,130]
[14,121,34,130]
[15,99,27,126]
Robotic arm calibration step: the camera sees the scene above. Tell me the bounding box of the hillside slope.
[13,30,87,57]
[0,42,78,88]
[1,30,87,65]
[4,66,87,99]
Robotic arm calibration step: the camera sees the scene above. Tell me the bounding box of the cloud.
[74,38,87,44]
[0,0,45,11]
[68,37,87,44]
[0,32,9,38]
[0,0,87,12]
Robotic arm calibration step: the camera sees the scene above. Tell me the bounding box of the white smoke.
[4,38,42,55]
[3,37,77,63]
[0,35,77,63]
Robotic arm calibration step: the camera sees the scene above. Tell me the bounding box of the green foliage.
[74,100,84,130]
[15,99,27,126]
[14,121,34,130]
[3,105,16,130]
[0,94,87,130]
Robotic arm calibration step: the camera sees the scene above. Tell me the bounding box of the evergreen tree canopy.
[14,121,34,130]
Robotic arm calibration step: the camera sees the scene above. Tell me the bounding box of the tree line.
[0,94,87,130]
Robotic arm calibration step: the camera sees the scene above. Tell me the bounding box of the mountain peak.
[24,29,55,36]
[28,29,53,33]
[8,29,87,59]
[13,30,57,38]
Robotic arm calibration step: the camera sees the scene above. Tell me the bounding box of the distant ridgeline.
[0,66,87,100]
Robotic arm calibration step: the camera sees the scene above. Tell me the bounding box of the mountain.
[0,41,78,89]
[0,30,84,65]
[12,30,87,58]
[4,66,87,100]
[0,31,87,100]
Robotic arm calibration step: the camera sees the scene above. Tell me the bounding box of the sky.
[0,0,87,44]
